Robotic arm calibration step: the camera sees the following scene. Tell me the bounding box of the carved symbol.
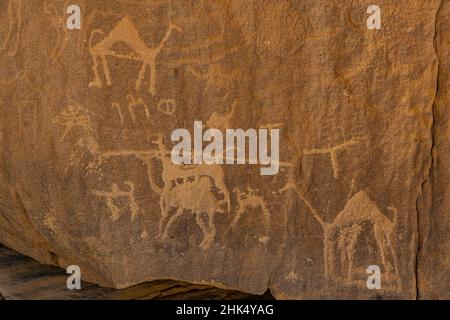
[88,15,182,96]
[93,181,139,221]
[112,96,176,125]
[126,94,150,123]
[303,138,360,179]
[157,99,176,116]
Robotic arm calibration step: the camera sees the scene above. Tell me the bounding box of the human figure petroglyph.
[281,179,399,287]
[89,15,182,96]
[93,181,139,221]
[53,101,100,171]
[1,0,22,56]
[53,101,99,152]
[229,187,270,234]
[303,138,360,179]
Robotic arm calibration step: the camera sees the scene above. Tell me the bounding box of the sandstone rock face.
[0,244,271,300]
[418,0,450,300]
[0,0,446,299]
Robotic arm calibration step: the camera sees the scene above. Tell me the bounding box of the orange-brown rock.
[0,0,447,299]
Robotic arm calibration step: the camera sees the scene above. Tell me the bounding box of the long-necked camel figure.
[98,136,230,249]
[281,156,399,287]
[89,15,181,96]
[145,136,229,249]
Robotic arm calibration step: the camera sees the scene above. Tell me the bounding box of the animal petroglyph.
[89,15,182,96]
[99,136,230,249]
[93,181,139,221]
[282,181,399,287]
[303,138,360,179]
[159,176,225,250]
[229,187,270,234]
[1,0,22,56]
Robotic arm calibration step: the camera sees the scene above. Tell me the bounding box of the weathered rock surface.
[0,244,272,300]
[418,0,450,300]
[0,0,447,299]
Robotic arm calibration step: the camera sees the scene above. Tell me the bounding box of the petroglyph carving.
[111,102,125,124]
[53,101,99,171]
[303,138,360,179]
[44,209,57,231]
[159,176,225,250]
[281,180,399,287]
[88,15,182,96]
[112,96,176,124]
[1,0,22,56]
[156,99,176,116]
[149,135,231,211]
[126,94,149,123]
[99,136,230,249]
[93,181,139,221]
[229,187,270,234]
[53,101,98,152]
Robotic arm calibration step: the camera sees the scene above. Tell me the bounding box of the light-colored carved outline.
[93,181,139,221]
[88,15,182,96]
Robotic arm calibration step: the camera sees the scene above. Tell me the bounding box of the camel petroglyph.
[99,136,231,249]
[281,145,400,288]
[89,15,181,96]
[158,176,226,250]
